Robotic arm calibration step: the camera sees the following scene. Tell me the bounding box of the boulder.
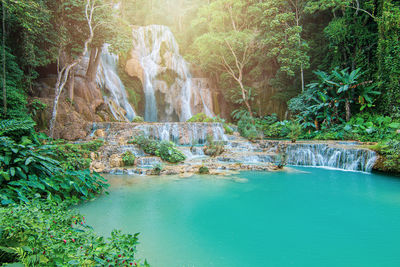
[94,129,106,138]
[91,161,106,173]
[125,50,144,83]
[109,154,123,168]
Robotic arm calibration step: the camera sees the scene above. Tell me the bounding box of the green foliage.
[378,140,400,173]
[198,166,210,174]
[0,200,147,266]
[132,136,161,156]
[52,140,104,171]
[204,135,225,157]
[0,45,29,120]
[187,113,234,134]
[122,151,136,167]
[377,0,400,115]
[158,141,186,163]
[289,68,380,130]
[288,121,302,142]
[133,136,186,163]
[259,0,310,77]
[152,163,163,176]
[132,116,145,123]
[0,120,107,205]
[0,119,35,141]
[232,110,259,140]
[343,113,400,142]
[0,135,108,204]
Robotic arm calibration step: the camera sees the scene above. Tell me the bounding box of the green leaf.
[10,167,15,177]
[388,123,400,129]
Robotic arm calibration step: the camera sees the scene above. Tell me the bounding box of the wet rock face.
[91,161,106,173]
[85,122,378,175]
[109,154,123,168]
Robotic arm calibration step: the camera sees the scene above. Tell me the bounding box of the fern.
[0,119,35,140]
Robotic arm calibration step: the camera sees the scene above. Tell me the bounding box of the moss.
[198,166,210,174]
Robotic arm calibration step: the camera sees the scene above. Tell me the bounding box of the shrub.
[0,120,108,205]
[204,135,224,157]
[188,113,234,134]
[0,200,148,266]
[233,110,259,140]
[152,163,163,175]
[122,151,136,166]
[132,116,144,123]
[132,135,160,156]
[288,121,302,142]
[158,141,186,163]
[375,140,400,174]
[51,140,104,171]
[133,136,186,163]
[198,166,210,174]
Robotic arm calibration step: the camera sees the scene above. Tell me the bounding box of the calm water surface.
[79,168,400,267]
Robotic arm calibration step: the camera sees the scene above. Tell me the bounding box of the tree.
[376,0,400,115]
[2,1,6,115]
[49,0,96,138]
[258,0,310,90]
[190,0,260,115]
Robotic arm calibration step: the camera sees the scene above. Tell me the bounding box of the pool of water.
[79,168,400,267]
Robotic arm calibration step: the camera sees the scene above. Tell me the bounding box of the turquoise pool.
[79,168,400,266]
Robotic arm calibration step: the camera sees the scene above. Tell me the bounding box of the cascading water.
[135,122,228,145]
[285,143,377,172]
[97,44,136,121]
[131,25,212,122]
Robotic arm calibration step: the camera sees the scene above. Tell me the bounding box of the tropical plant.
[0,200,148,266]
[133,136,186,163]
[203,135,225,157]
[158,141,186,163]
[290,67,380,130]
[0,120,108,205]
[152,163,163,175]
[288,120,302,142]
[122,151,136,166]
[232,109,259,140]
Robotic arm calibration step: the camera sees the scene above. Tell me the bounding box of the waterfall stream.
[97,44,136,121]
[132,25,212,122]
[284,143,377,172]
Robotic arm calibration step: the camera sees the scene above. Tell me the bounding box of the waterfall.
[285,143,377,172]
[131,25,212,122]
[136,122,228,145]
[97,44,136,121]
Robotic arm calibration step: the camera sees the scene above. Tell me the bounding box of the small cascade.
[131,25,212,122]
[285,143,377,172]
[135,122,228,145]
[97,44,136,121]
[136,157,162,168]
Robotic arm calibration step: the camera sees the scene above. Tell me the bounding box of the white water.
[136,122,228,145]
[97,44,136,121]
[285,143,377,172]
[132,25,212,122]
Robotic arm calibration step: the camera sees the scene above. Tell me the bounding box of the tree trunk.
[2,1,6,115]
[49,0,95,138]
[238,80,252,116]
[345,99,351,122]
[86,46,102,82]
[68,69,75,101]
[300,64,304,92]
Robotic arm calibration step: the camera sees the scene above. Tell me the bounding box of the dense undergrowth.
[130,135,186,163]
[0,120,148,266]
[187,113,234,134]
